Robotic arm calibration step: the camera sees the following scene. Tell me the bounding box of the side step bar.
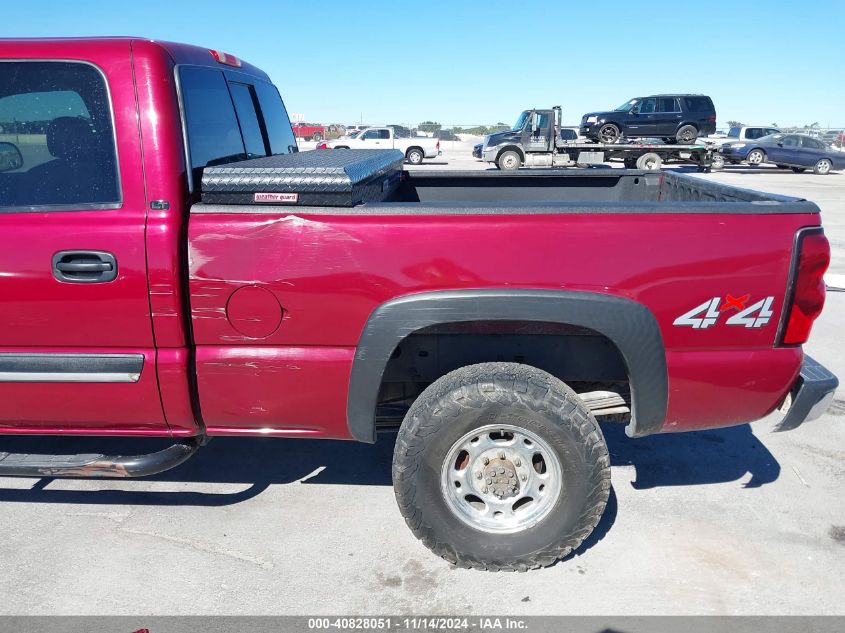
[0,437,201,478]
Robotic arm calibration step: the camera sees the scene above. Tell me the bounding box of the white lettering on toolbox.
[254,192,298,203]
[673,295,776,329]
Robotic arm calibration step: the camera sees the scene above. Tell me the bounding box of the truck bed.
[188,168,820,439]
[194,170,817,214]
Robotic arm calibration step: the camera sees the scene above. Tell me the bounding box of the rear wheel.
[746,149,766,166]
[598,123,621,144]
[636,152,663,170]
[675,125,698,144]
[392,363,610,571]
[791,167,806,173]
[497,150,522,171]
[814,159,832,175]
[406,147,424,165]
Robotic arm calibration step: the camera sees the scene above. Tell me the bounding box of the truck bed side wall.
[187,204,817,438]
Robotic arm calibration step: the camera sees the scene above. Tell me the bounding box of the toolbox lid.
[200,149,405,207]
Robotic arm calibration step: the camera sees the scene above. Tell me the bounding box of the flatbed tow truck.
[481,106,721,171]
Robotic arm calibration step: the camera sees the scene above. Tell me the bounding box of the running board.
[579,390,631,416]
[0,438,201,478]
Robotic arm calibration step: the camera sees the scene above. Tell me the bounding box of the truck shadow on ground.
[0,422,780,505]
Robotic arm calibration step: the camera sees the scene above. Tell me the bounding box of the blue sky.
[3,0,845,128]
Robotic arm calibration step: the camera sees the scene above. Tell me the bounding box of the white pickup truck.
[700,125,780,148]
[319,126,441,164]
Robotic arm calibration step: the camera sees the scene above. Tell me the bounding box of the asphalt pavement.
[0,147,843,615]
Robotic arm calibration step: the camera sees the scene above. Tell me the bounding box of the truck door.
[655,97,683,137]
[360,128,390,147]
[0,55,168,434]
[629,98,657,136]
[523,111,553,152]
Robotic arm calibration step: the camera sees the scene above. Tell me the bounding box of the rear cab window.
[0,61,119,209]
[178,66,297,191]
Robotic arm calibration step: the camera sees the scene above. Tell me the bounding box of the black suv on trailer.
[580,95,716,144]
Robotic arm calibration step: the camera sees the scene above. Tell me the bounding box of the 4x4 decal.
[673,294,775,329]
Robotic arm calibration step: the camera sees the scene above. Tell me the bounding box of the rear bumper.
[773,355,839,432]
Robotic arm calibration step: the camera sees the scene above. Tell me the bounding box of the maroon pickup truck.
[0,38,838,571]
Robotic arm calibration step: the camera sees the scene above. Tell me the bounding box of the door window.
[0,61,119,208]
[657,97,680,113]
[801,137,824,149]
[362,129,380,140]
[638,98,657,114]
[781,135,800,147]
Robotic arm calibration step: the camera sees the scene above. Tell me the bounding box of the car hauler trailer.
[481,106,720,171]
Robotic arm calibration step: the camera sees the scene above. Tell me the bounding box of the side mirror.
[777,142,784,147]
[0,142,23,173]
[630,107,639,115]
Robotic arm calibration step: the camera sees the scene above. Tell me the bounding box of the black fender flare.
[347,289,667,442]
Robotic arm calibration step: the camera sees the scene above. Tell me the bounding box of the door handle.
[52,250,118,283]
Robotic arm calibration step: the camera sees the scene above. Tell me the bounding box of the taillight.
[436,141,440,150]
[780,229,830,345]
[708,115,717,122]
[209,49,242,67]
[316,142,328,150]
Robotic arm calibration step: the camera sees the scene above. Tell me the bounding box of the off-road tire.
[406,147,424,165]
[392,363,611,571]
[675,125,698,144]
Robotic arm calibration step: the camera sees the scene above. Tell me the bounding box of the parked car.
[0,37,838,572]
[701,126,780,151]
[472,143,483,159]
[720,133,845,174]
[292,122,326,142]
[580,94,717,144]
[318,126,440,165]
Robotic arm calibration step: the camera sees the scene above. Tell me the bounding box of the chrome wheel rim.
[409,151,422,164]
[748,150,763,164]
[440,424,563,534]
[817,160,831,174]
[502,154,518,169]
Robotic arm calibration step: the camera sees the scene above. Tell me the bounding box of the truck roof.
[0,37,270,81]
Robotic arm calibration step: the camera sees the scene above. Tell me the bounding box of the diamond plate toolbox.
[200,149,405,207]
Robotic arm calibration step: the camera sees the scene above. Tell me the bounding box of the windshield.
[728,127,741,138]
[512,111,530,131]
[615,99,638,112]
